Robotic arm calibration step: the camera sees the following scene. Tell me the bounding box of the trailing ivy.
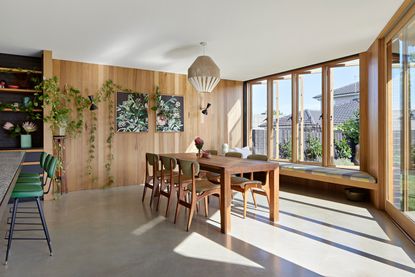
[87,109,98,183]
[98,80,121,188]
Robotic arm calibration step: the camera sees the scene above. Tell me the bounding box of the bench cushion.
[279,163,376,184]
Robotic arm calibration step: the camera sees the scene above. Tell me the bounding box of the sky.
[251,65,360,117]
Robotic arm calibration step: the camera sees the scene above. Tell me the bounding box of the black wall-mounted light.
[89,95,98,111]
[201,103,211,115]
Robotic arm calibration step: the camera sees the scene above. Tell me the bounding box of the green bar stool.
[17,154,52,184]
[18,152,49,179]
[5,185,52,264]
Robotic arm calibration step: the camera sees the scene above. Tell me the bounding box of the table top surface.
[0,152,25,206]
[162,153,279,173]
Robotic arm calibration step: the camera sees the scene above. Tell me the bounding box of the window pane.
[298,68,322,162]
[251,80,267,155]
[388,16,415,222]
[272,75,292,160]
[330,59,360,169]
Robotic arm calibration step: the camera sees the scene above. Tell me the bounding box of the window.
[387,17,415,221]
[272,75,292,160]
[329,59,360,169]
[247,56,360,167]
[250,80,267,155]
[297,68,322,163]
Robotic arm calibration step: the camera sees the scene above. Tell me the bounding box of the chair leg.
[243,192,248,219]
[186,202,196,232]
[142,186,147,202]
[174,191,182,224]
[150,180,158,208]
[251,189,257,208]
[5,198,19,264]
[165,185,172,217]
[36,197,52,256]
[204,197,209,217]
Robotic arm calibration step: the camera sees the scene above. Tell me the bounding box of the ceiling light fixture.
[188,42,220,93]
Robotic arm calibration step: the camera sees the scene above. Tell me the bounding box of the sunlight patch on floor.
[131,216,165,236]
[174,232,264,269]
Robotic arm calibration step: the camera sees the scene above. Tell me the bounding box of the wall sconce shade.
[89,95,98,111]
[201,103,211,115]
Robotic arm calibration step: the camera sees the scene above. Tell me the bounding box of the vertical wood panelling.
[52,60,243,192]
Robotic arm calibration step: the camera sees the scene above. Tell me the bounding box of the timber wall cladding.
[52,60,243,192]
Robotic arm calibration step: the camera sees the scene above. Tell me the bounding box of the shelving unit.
[0,53,44,175]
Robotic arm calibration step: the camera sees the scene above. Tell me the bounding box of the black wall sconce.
[89,95,98,111]
[201,103,211,115]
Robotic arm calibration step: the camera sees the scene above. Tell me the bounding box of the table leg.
[269,168,279,222]
[220,169,231,234]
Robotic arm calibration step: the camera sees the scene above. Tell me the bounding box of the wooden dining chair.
[157,155,178,216]
[174,159,220,231]
[142,153,160,207]
[206,151,242,183]
[246,154,270,212]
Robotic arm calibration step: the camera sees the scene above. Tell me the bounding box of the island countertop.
[0,152,25,218]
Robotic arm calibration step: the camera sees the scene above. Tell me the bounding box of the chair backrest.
[44,156,59,194]
[40,152,48,169]
[247,154,268,184]
[178,159,199,177]
[225,151,242,158]
[207,150,218,155]
[146,153,159,168]
[160,156,177,171]
[46,156,58,178]
[247,154,268,161]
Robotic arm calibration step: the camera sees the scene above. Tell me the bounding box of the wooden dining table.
[163,153,279,234]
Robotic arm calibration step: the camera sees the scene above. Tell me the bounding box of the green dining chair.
[4,157,58,264]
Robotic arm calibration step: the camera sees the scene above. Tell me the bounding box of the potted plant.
[194,137,204,157]
[20,122,37,148]
[35,77,89,137]
[2,121,37,148]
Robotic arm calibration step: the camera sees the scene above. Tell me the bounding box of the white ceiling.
[0,0,404,81]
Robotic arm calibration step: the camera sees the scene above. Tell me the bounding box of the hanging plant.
[35,77,89,137]
[151,86,161,111]
[86,108,98,183]
[98,80,121,187]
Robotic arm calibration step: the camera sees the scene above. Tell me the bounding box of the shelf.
[1,108,42,112]
[0,67,42,74]
[21,161,40,166]
[0,88,41,93]
[0,148,43,153]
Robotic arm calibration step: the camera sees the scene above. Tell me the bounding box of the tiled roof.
[259,99,359,128]
[314,81,359,100]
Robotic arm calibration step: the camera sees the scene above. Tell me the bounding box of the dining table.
[163,153,279,234]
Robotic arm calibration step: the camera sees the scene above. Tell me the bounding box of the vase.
[53,126,66,136]
[20,134,32,149]
[222,143,229,154]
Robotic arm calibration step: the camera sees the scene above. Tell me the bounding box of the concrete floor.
[0,185,414,277]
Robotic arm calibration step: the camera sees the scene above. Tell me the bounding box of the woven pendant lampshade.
[188,42,220,93]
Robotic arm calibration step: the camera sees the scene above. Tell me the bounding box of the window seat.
[278,162,377,190]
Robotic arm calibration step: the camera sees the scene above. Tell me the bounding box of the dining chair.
[246,154,270,212]
[142,153,160,207]
[206,151,242,183]
[206,150,218,155]
[157,155,179,216]
[174,159,220,231]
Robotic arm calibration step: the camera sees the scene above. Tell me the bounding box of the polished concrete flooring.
[0,185,414,277]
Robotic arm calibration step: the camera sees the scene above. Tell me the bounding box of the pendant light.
[188,42,220,93]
